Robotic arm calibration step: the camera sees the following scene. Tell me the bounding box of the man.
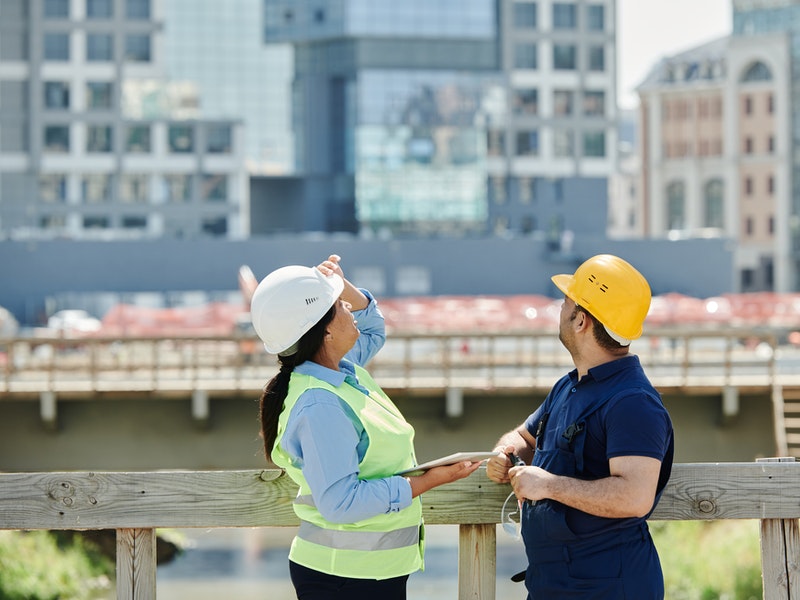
[487,254,674,599]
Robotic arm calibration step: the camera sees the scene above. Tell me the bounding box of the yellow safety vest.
[272,365,424,579]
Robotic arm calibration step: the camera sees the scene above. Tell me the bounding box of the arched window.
[741,61,773,83]
[666,181,685,230]
[704,179,724,229]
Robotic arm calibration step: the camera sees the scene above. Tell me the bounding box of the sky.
[617,0,733,109]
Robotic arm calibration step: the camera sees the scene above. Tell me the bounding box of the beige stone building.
[637,33,791,292]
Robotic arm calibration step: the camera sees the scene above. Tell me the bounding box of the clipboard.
[397,451,501,475]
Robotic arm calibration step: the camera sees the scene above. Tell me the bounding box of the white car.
[46,309,102,336]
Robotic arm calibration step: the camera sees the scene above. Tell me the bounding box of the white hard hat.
[250,265,344,355]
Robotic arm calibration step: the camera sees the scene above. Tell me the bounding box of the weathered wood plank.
[116,528,156,600]
[3,463,800,531]
[457,524,496,600]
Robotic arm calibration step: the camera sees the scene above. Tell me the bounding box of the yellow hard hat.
[551,254,651,344]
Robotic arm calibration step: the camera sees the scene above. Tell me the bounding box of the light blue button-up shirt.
[278,290,413,524]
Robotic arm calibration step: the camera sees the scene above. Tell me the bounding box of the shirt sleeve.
[344,289,386,367]
[604,392,672,461]
[280,388,412,524]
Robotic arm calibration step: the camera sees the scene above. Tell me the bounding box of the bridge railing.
[1,459,799,599]
[0,326,795,397]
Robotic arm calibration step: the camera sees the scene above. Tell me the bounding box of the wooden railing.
[2,459,800,599]
[1,326,797,399]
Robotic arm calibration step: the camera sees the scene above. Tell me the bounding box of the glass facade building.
[163,0,294,174]
[265,0,503,235]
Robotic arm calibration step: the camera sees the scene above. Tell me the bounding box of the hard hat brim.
[551,274,573,298]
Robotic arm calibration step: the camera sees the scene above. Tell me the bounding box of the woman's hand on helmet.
[317,254,369,311]
[317,254,344,279]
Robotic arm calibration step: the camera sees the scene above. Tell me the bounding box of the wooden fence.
[2,459,800,599]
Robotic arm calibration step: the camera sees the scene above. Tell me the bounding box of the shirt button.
[571,388,577,393]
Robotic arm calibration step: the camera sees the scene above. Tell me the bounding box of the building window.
[583,91,605,117]
[87,81,113,110]
[704,179,724,229]
[768,175,775,195]
[768,136,775,153]
[521,215,536,233]
[512,88,538,115]
[122,216,147,229]
[552,3,577,29]
[206,124,232,154]
[744,96,752,115]
[120,174,149,203]
[489,175,507,204]
[588,45,605,71]
[487,130,505,157]
[745,176,753,196]
[44,81,69,109]
[666,181,685,230]
[44,125,70,152]
[87,33,113,61]
[169,125,194,153]
[163,174,193,203]
[126,125,151,153]
[553,129,574,157]
[202,174,227,201]
[514,43,537,69]
[553,44,577,70]
[39,174,67,203]
[202,217,228,237]
[513,2,537,28]
[83,216,110,229]
[82,174,112,203]
[769,215,775,235]
[582,131,605,157]
[553,90,574,116]
[125,34,151,62]
[44,0,69,19]
[87,0,113,18]
[518,176,536,203]
[768,94,774,114]
[745,217,754,237]
[741,61,772,82]
[515,130,539,156]
[587,4,605,31]
[44,33,70,61]
[126,0,150,19]
[744,137,753,154]
[41,215,67,230]
[87,125,113,152]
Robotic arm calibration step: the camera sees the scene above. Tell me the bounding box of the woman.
[250,254,481,600]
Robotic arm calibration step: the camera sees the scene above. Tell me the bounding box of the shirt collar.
[569,354,640,383]
[295,358,358,387]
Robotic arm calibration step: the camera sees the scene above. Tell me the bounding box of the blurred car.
[46,309,102,337]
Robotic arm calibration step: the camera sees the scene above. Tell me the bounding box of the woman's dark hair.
[259,302,338,462]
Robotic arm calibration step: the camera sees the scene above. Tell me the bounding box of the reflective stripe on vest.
[298,521,420,551]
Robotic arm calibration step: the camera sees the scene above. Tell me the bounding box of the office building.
[259,0,617,240]
[162,0,294,175]
[0,0,249,240]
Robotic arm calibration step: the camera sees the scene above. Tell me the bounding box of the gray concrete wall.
[0,236,733,325]
[0,390,775,473]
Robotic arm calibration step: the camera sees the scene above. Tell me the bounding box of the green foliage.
[651,520,762,600]
[0,530,113,600]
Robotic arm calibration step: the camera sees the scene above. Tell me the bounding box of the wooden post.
[40,391,57,431]
[458,523,496,600]
[116,528,157,599]
[757,457,800,599]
